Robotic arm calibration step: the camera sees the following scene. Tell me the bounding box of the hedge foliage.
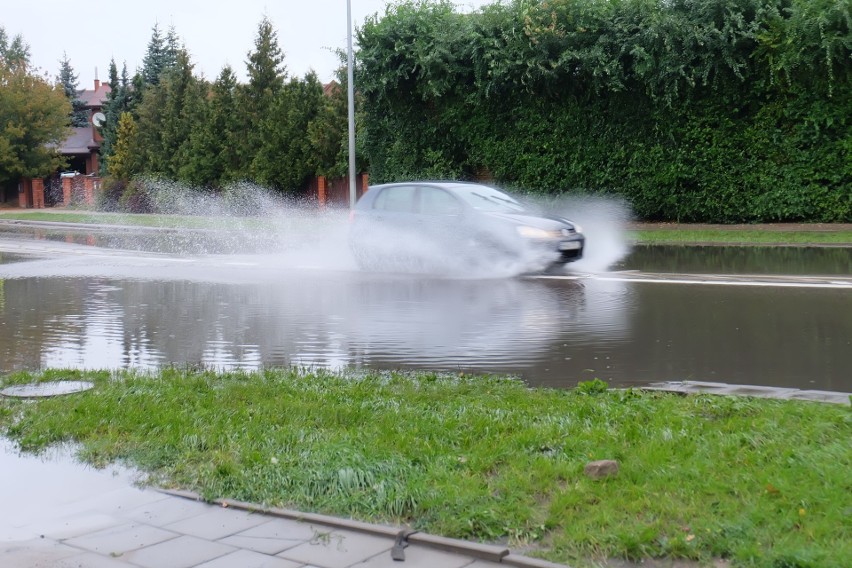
[356,0,851,222]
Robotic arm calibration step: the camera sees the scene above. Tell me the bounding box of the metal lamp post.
[347,0,357,209]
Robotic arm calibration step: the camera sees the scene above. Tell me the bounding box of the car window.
[419,186,462,215]
[451,184,525,213]
[373,186,415,212]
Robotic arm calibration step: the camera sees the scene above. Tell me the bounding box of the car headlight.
[516,226,555,239]
[571,223,583,234]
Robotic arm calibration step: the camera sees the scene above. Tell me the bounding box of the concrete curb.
[642,381,851,405]
[158,488,567,567]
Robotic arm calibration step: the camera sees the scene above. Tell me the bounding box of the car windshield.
[450,184,525,213]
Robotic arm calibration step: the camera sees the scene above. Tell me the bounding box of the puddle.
[0,273,848,392]
[616,244,852,276]
[0,228,849,392]
[0,439,138,542]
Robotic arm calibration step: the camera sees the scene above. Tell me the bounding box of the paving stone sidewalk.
[1,478,562,568]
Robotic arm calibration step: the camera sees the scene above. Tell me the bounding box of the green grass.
[1,368,849,567]
[0,211,262,230]
[630,229,852,246]
[3,211,851,246]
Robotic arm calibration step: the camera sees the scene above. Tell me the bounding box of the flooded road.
[0,226,850,392]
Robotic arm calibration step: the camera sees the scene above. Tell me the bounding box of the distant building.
[59,78,111,176]
[323,80,339,97]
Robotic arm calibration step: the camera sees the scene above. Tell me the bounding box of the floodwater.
[618,244,852,276]
[0,438,136,542]
[0,223,850,392]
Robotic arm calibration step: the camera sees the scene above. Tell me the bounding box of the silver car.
[349,181,585,274]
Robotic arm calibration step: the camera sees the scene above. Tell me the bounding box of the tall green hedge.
[356,0,851,222]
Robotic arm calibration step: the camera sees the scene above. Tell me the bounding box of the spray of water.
[529,194,633,273]
[1,179,632,280]
[161,180,629,278]
[118,179,358,270]
[345,187,632,279]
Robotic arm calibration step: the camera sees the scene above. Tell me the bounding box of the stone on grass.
[584,459,619,479]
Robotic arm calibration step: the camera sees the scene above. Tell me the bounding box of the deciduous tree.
[0,27,70,185]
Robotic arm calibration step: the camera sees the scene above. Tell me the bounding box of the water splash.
[528,194,633,273]
[3,179,632,279]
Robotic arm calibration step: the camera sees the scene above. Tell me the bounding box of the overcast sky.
[4,0,493,89]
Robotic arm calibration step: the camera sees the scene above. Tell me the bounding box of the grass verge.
[1,369,849,567]
[629,229,852,246]
[2,211,851,246]
[0,211,266,231]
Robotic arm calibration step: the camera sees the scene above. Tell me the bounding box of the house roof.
[79,84,111,108]
[58,127,99,154]
[323,81,340,97]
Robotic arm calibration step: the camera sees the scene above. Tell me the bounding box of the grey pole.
[347,0,357,209]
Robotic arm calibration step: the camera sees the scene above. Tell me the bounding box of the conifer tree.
[210,66,243,183]
[308,63,363,179]
[167,53,209,180]
[253,72,325,191]
[106,112,139,180]
[0,27,30,70]
[97,59,120,174]
[164,25,180,71]
[136,49,207,179]
[57,53,89,127]
[241,16,287,175]
[180,65,241,186]
[141,23,171,88]
[99,60,135,175]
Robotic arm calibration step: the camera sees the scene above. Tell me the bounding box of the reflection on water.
[0,271,849,392]
[0,275,625,375]
[555,283,851,392]
[617,244,852,276]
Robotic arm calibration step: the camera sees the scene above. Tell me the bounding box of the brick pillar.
[31,179,45,208]
[83,177,95,206]
[62,177,72,205]
[317,176,327,209]
[19,178,32,208]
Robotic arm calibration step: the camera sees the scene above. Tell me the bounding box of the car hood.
[482,211,577,231]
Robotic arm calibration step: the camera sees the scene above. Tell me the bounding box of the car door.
[415,185,468,250]
[367,184,418,239]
